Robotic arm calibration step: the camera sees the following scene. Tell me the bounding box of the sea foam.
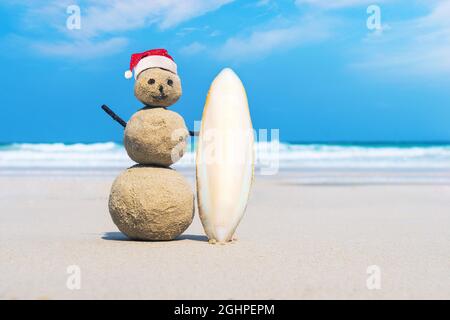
[1,142,450,171]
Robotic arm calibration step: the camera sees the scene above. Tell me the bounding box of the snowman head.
[124,49,182,107]
[134,67,182,107]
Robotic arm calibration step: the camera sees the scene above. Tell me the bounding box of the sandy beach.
[0,171,449,300]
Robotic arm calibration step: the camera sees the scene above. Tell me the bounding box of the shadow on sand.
[101,231,208,242]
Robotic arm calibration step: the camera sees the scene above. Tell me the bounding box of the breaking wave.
[1,142,450,170]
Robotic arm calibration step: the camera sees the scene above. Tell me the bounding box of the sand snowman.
[105,49,194,241]
[103,49,254,244]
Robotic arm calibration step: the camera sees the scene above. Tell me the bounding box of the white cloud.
[353,1,450,76]
[76,0,233,36]
[4,0,233,58]
[416,0,450,28]
[31,37,128,59]
[179,41,207,55]
[295,0,383,9]
[211,0,370,62]
[255,0,272,7]
[215,16,332,60]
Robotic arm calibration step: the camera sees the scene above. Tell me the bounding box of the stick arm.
[101,105,126,128]
[101,104,198,136]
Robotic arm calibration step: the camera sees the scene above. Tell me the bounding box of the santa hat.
[124,48,177,79]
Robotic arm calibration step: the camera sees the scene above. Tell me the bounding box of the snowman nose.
[159,85,164,93]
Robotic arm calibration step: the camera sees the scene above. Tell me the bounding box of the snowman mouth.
[152,94,168,101]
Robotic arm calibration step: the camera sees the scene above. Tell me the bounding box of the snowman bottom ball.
[108,165,194,240]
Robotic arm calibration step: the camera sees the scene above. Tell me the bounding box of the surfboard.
[196,68,254,243]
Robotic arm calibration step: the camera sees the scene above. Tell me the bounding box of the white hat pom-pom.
[124,70,133,79]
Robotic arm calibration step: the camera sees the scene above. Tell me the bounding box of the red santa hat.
[124,48,177,79]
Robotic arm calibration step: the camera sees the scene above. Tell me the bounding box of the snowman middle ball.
[124,107,189,166]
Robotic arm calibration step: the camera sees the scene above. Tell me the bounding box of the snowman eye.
[148,79,155,85]
[167,79,173,86]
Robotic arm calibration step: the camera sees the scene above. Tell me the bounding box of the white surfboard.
[196,68,254,243]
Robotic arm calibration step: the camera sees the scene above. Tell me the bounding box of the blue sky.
[0,0,450,143]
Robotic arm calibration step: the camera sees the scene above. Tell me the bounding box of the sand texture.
[0,174,449,299]
[109,165,194,241]
[134,68,182,107]
[124,108,189,166]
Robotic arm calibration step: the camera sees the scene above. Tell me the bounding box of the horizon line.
[2,140,450,146]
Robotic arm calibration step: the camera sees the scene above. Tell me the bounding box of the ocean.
[1,142,450,183]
